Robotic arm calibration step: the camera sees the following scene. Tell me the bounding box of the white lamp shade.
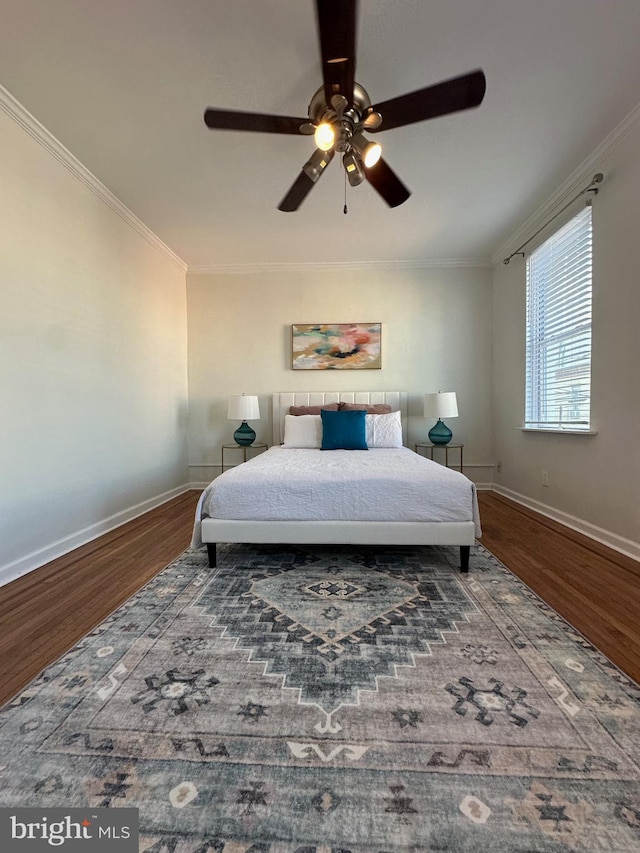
[424,391,458,419]
[227,395,260,421]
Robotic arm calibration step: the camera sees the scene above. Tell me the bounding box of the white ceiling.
[2,0,640,268]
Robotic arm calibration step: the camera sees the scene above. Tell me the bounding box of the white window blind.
[525,205,593,431]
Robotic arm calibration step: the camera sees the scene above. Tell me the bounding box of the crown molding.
[188,257,493,275]
[492,100,640,266]
[0,84,187,273]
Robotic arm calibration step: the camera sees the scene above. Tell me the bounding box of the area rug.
[1,543,639,852]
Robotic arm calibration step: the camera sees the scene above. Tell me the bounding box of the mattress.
[193,446,481,545]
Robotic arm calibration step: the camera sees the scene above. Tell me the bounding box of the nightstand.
[222,443,268,471]
[415,443,464,474]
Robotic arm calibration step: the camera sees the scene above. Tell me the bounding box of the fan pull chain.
[343,169,348,215]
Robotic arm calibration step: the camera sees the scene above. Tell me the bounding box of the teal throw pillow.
[320,409,368,450]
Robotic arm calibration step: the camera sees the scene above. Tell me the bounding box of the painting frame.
[291,323,382,370]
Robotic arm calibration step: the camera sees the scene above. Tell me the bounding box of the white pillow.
[366,410,403,448]
[282,414,322,448]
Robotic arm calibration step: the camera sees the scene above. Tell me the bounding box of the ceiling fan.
[203,0,486,212]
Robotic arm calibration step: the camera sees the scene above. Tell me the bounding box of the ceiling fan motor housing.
[308,83,372,139]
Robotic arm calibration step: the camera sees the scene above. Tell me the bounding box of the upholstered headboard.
[272,391,407,446]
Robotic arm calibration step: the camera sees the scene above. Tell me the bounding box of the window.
[525,205,593,431]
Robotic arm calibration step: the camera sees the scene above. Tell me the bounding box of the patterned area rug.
[1,543,639,852]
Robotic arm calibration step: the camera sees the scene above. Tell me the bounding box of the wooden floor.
[0,490,638,706]
[478,492,640,683]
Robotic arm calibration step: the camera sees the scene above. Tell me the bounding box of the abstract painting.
[292,323,382,370]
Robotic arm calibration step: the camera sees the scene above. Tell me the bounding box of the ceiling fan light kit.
[343,150,365,186]
[303,148,334,183]
[203,0,486,212]
[351,132,381,168]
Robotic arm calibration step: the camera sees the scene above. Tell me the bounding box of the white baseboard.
[0,484,192,588]
[11,480,631,591]
[492,485,640,563]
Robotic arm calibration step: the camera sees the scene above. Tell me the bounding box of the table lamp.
[424,391,458,445]
[228,394,260,446]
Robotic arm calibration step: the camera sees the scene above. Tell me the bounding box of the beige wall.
[4,86,638,579]
[186,265,494,485]
[492,119,640,557]
[0,106,189,583]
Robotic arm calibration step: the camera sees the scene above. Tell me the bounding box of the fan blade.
[370,69,486,132]
[316,0,357,106]
[204,108,309,135]
[278,148,335,212]
[278,172,316,212]
[365,158,411,208]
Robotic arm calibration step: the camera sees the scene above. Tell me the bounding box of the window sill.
[520,427,598,436]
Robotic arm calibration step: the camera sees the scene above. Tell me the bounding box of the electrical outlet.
[496,461,502,474]
[542,470,549,487]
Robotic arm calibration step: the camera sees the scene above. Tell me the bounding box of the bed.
[193,392,481,572]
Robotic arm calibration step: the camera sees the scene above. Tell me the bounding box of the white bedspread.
[192,446,481,546]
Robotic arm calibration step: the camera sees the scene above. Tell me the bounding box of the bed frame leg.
[206,543,217,569]
[460,546,470,573]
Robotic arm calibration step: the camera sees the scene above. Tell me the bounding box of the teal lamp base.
[233,420,256,446]
[428,419,453,445]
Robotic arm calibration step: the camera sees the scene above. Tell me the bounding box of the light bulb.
[351,132,383,169]
[314,122,335,152]
[363,141,381,168]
